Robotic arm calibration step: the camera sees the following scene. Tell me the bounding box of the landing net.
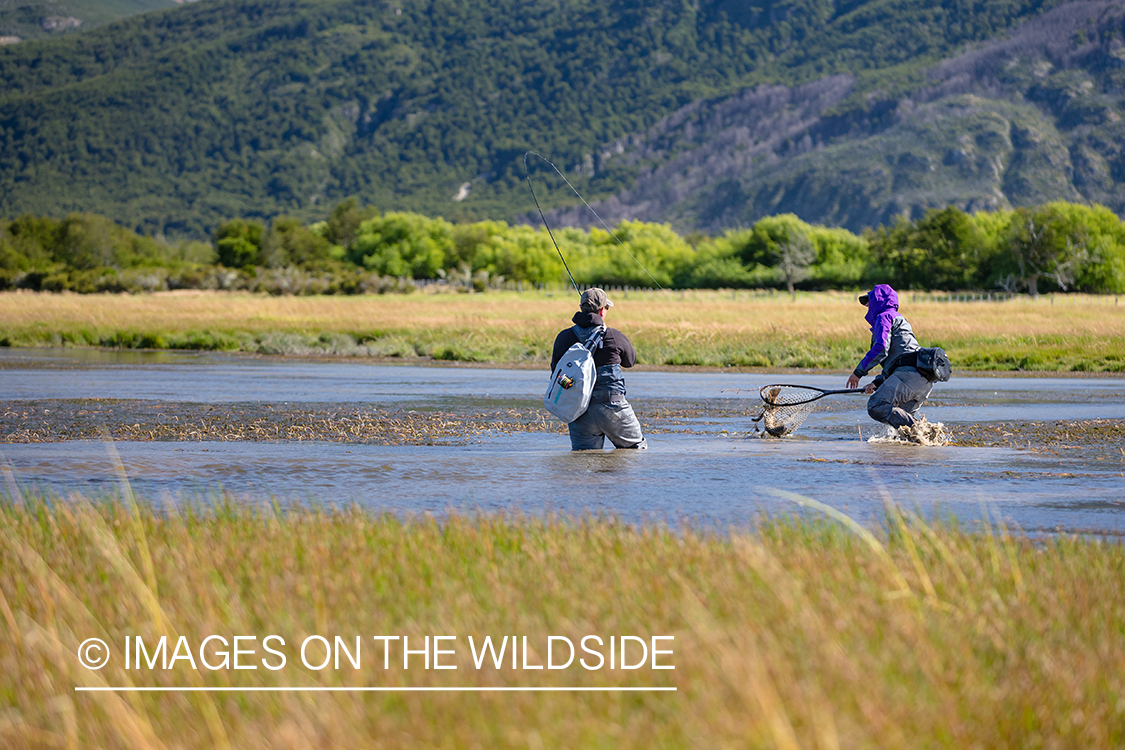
[752,385,821,437]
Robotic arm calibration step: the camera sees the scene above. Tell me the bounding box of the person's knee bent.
[868,401,915,428]
[867,395,893,425]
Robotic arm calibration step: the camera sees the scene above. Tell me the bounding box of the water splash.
[867,416,951,446]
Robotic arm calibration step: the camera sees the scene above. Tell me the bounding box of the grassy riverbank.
[1,290,1124,371]
[1,499,1122,748]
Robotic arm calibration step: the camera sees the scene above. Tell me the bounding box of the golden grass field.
[2,290,1122,748]
[1,497,1123,749]
[1,289,1123,370]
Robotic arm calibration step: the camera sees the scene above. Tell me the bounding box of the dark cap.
[858,293,869,305]
[579,287,614,312]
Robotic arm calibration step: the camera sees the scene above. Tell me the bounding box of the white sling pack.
[544,325,606,423]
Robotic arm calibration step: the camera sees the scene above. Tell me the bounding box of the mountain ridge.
[543,0,1125,233]
[0,0,1081,236]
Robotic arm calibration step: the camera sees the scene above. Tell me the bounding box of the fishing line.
[523,152,579,294]
[523,150,665,291]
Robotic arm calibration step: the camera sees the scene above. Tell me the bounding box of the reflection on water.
[3,432,1123,536]
[2,348,1125,412]
[0,349,1123,535]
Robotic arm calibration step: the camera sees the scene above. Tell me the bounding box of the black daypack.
[916,347,952,382]
[884,347,952,383]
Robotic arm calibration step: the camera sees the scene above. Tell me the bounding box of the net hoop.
[754,384,825,436]
[758,384,827,407]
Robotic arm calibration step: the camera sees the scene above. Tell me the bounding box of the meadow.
[1,497,1122,749]
[0,289,1123,371]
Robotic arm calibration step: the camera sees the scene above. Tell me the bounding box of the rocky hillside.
[548,0,1125,232]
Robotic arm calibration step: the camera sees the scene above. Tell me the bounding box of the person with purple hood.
[845,284,933,437]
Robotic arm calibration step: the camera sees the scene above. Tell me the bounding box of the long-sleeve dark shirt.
[550,311,637,371]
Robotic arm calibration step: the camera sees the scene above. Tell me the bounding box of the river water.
[1,349,1123,535]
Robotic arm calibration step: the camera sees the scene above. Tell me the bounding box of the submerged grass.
[0,399,565,444]
[1,496,1123,748]
[1,290,1124,371]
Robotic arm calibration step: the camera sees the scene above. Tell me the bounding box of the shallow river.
[1,349,1123,535]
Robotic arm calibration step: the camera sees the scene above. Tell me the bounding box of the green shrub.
[214,219,264,268]
[348,212,453,278]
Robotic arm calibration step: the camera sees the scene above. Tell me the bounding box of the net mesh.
[752,385,821,437]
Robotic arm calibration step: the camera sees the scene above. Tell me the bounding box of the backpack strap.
[573,325,606,352]
[882,350,918,380]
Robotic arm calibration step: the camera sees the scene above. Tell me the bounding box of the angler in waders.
[845,284,933,441]
[550,288,647,451]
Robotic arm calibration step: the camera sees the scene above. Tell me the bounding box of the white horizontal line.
[76,686,676,692]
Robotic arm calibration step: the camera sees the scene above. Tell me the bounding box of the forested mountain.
[0,0,1085,237]
[550,0,1125,232]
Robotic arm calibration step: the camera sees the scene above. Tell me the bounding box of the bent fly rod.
[523,150,664,294]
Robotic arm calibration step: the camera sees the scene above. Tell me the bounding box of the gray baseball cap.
[579,288,614,312]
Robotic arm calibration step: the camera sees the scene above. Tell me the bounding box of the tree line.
[1,199,1122,295]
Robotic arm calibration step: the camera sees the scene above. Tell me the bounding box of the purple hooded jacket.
[854,284,920,377]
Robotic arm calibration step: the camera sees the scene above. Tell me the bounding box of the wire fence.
[415,279,1124,306]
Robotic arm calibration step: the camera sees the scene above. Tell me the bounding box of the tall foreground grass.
[1,496,1123,748]
[1,290,1124,370]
